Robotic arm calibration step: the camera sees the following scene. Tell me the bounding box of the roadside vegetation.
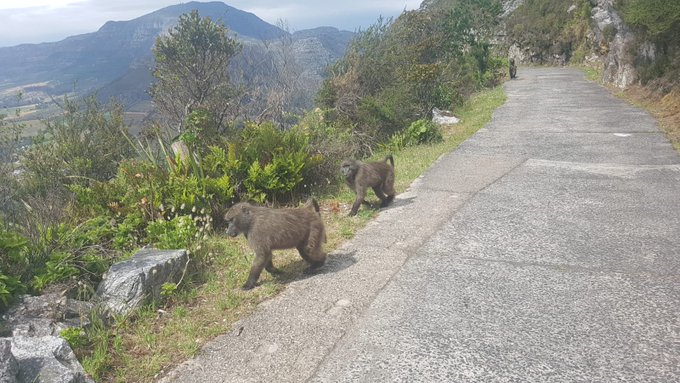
[617,0,680,150]
[506,0,593,63]
[0,1,508,381]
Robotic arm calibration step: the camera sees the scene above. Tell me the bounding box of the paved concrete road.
[162,68,680,382]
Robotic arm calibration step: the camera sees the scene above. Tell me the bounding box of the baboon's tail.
[385,154,394,168]
[305,197,321,214]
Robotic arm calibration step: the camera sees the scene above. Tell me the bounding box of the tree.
[316,0,504,147]
[20,96,133,195]
[150,10,243,136]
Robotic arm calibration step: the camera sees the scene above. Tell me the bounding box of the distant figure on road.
[509,58,517,79]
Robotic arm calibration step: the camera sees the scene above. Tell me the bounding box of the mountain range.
[0,1,354,116]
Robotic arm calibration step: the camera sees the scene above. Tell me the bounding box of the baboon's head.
[224,203,251,237]
[340,160,359,178]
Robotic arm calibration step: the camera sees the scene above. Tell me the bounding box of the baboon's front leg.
[350,187,367,216]
[242,250,271,290]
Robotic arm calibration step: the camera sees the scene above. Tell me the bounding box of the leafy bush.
[61,327,88,349]
[0,273,24,310]
[619,0,680,39]
[0,116,22,219]
[384,119,443,150]
[318,0,504,150]
[243,152,306,203]
[151,11,242,135]
[0,225,28,309]
[30,217,117,295]
[19,96,133,197]
[145,215,200,250]
[221,121,319,203]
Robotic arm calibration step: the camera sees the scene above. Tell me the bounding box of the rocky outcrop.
[1,292,93,338]
[0,248,189,382]
[0,339,17,383]
[10,336,93,383]
[0,295,90,382]
[502,0,525,17]
[589,0,640,88]
[96,248,189,317]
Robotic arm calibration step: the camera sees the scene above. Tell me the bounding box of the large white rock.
[432,108,460,125]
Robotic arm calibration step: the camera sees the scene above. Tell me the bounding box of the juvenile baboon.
[224,198,327,290]
[341,155,395,216]
[509,58,517,79]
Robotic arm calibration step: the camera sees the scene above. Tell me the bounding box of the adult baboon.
[509,58,517,79]
[341,155,395,216]
[224,198,327,290]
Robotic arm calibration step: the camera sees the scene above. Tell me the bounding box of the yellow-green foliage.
[318,0,505,146]
[619,0,680,38]
[506,0,593,63]
[619,0,680,87]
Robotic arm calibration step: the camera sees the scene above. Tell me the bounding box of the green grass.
[385,86,507,193]
[82,85,507,382]
[576,64,603,83]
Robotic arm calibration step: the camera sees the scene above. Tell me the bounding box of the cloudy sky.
[0,0,421,47]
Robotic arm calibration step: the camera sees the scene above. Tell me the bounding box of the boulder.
[11,336,92,383]
[432,108,459,125]
[502,0,525,17]
[1,292,93,337]
[0,339,17,383]
[96,248,188,317]
[590,0,638,88]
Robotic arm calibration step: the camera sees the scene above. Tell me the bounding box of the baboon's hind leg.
[297,228,326,269]
[266,259,282,275]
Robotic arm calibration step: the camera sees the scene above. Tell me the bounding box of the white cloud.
[0,0,84,10]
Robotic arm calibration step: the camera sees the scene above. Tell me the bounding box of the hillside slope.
[0,1,351,111]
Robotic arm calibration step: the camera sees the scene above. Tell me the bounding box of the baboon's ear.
[241,205,249,214]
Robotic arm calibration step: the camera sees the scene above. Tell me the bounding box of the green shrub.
[112,211,145,251]
[619,0,680,39]
[294,109,355,186]
[19,96,133,199]
[30,217,117,294]
[221,121,318,203]
[0,226,28,309]
[0,273,24,309]
[385,119,443,150]
[61,327,89,349]
[317,0,504,150]
[243,151,306,203]
[145,215,200,249]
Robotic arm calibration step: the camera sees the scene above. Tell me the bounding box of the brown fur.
[224,198,327,290]
[509,58,517,79]
[340,155,395,216]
